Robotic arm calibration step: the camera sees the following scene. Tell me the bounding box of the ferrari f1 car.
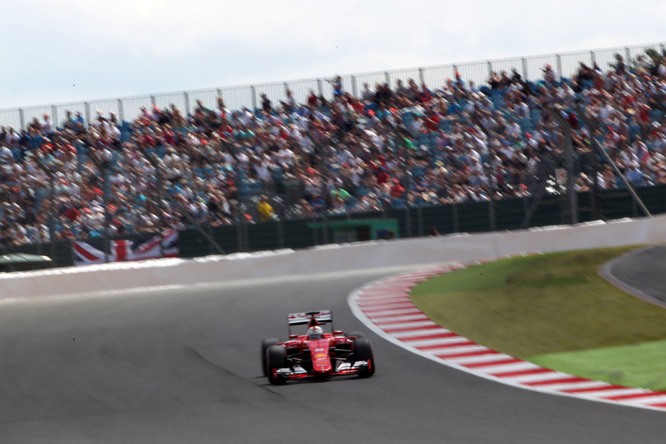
[261,310,375,385]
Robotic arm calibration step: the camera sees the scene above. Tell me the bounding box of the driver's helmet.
[306,326,324,339]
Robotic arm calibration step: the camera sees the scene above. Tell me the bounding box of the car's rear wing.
[288,310,333,326]
[288,310,333,335]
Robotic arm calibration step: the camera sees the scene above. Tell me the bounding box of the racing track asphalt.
[0,263,665,444]
[602,245,666,308]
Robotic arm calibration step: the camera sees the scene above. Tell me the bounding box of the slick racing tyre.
[266,345,287,385]
[261,338,279,376]
[352,337,375,378]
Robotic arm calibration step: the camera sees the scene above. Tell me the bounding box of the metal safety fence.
[0,42,664,130]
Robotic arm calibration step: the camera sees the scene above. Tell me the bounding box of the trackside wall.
[1,215,665,300]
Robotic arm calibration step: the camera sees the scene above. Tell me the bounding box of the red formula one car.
[261,310,375,385]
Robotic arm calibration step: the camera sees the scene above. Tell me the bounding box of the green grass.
[410,246,666,390]
[531,339,666,391]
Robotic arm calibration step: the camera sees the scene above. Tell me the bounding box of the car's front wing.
[275,361,371,381]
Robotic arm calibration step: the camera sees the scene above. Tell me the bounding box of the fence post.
[19,108,25,130]
[118,99,124,122]
[51,105,58,130]
[87,150,110,262]
[84,102,91,130]
[83,102,90,129]
[33,154,57,258]
[416,206,424,237]
[319,142,330,244]
[470,112,497,231]
[277,216,285,249]
[556,54,562,80]
[237,202,248,252]
[251,85,257,112]
[548,106,577,224]
[521,57,528,81]
[403,132,413,237]
[184,92,190,117]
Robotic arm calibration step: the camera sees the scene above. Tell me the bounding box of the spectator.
[0,46,665,247]
[260,93,272,114]
[328,75,343,98]
[256,195,276,222]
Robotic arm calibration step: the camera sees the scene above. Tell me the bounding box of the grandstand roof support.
[33,155,58,259]
[86,150,111,262]
[575,104,652,218]
[469,113,496,231]
[549,106,578,224]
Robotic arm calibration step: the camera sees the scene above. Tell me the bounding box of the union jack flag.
[72,230,179,265]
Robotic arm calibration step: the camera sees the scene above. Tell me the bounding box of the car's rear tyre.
[347,331,365,338]
[261,338,279,376]
[266,345,287,385]
[353,337,375,378]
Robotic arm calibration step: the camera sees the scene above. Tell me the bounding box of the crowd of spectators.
[0,50,665,246]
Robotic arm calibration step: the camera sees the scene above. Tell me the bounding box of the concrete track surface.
[0,265,665,444]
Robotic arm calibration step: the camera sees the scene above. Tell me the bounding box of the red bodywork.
[267,311,373,383]
[306,338,333,373]
[275,333,365,381]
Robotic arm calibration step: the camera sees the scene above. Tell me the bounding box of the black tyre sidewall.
[261,338,279,376]
[267,345,287,384]
[353,337,375,377]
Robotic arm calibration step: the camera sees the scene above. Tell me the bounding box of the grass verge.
[410,246,666,390]
[531,339,666,390]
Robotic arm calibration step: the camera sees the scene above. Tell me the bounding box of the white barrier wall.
[2,215,665,300]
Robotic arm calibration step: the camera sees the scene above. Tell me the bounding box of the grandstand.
[0,42,664,266]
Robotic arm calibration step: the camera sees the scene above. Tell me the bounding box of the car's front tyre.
[266,345,287,385]
[261,338,279,376]
[352,337,375,378]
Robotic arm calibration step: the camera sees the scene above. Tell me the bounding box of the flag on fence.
[72,230,179,265]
